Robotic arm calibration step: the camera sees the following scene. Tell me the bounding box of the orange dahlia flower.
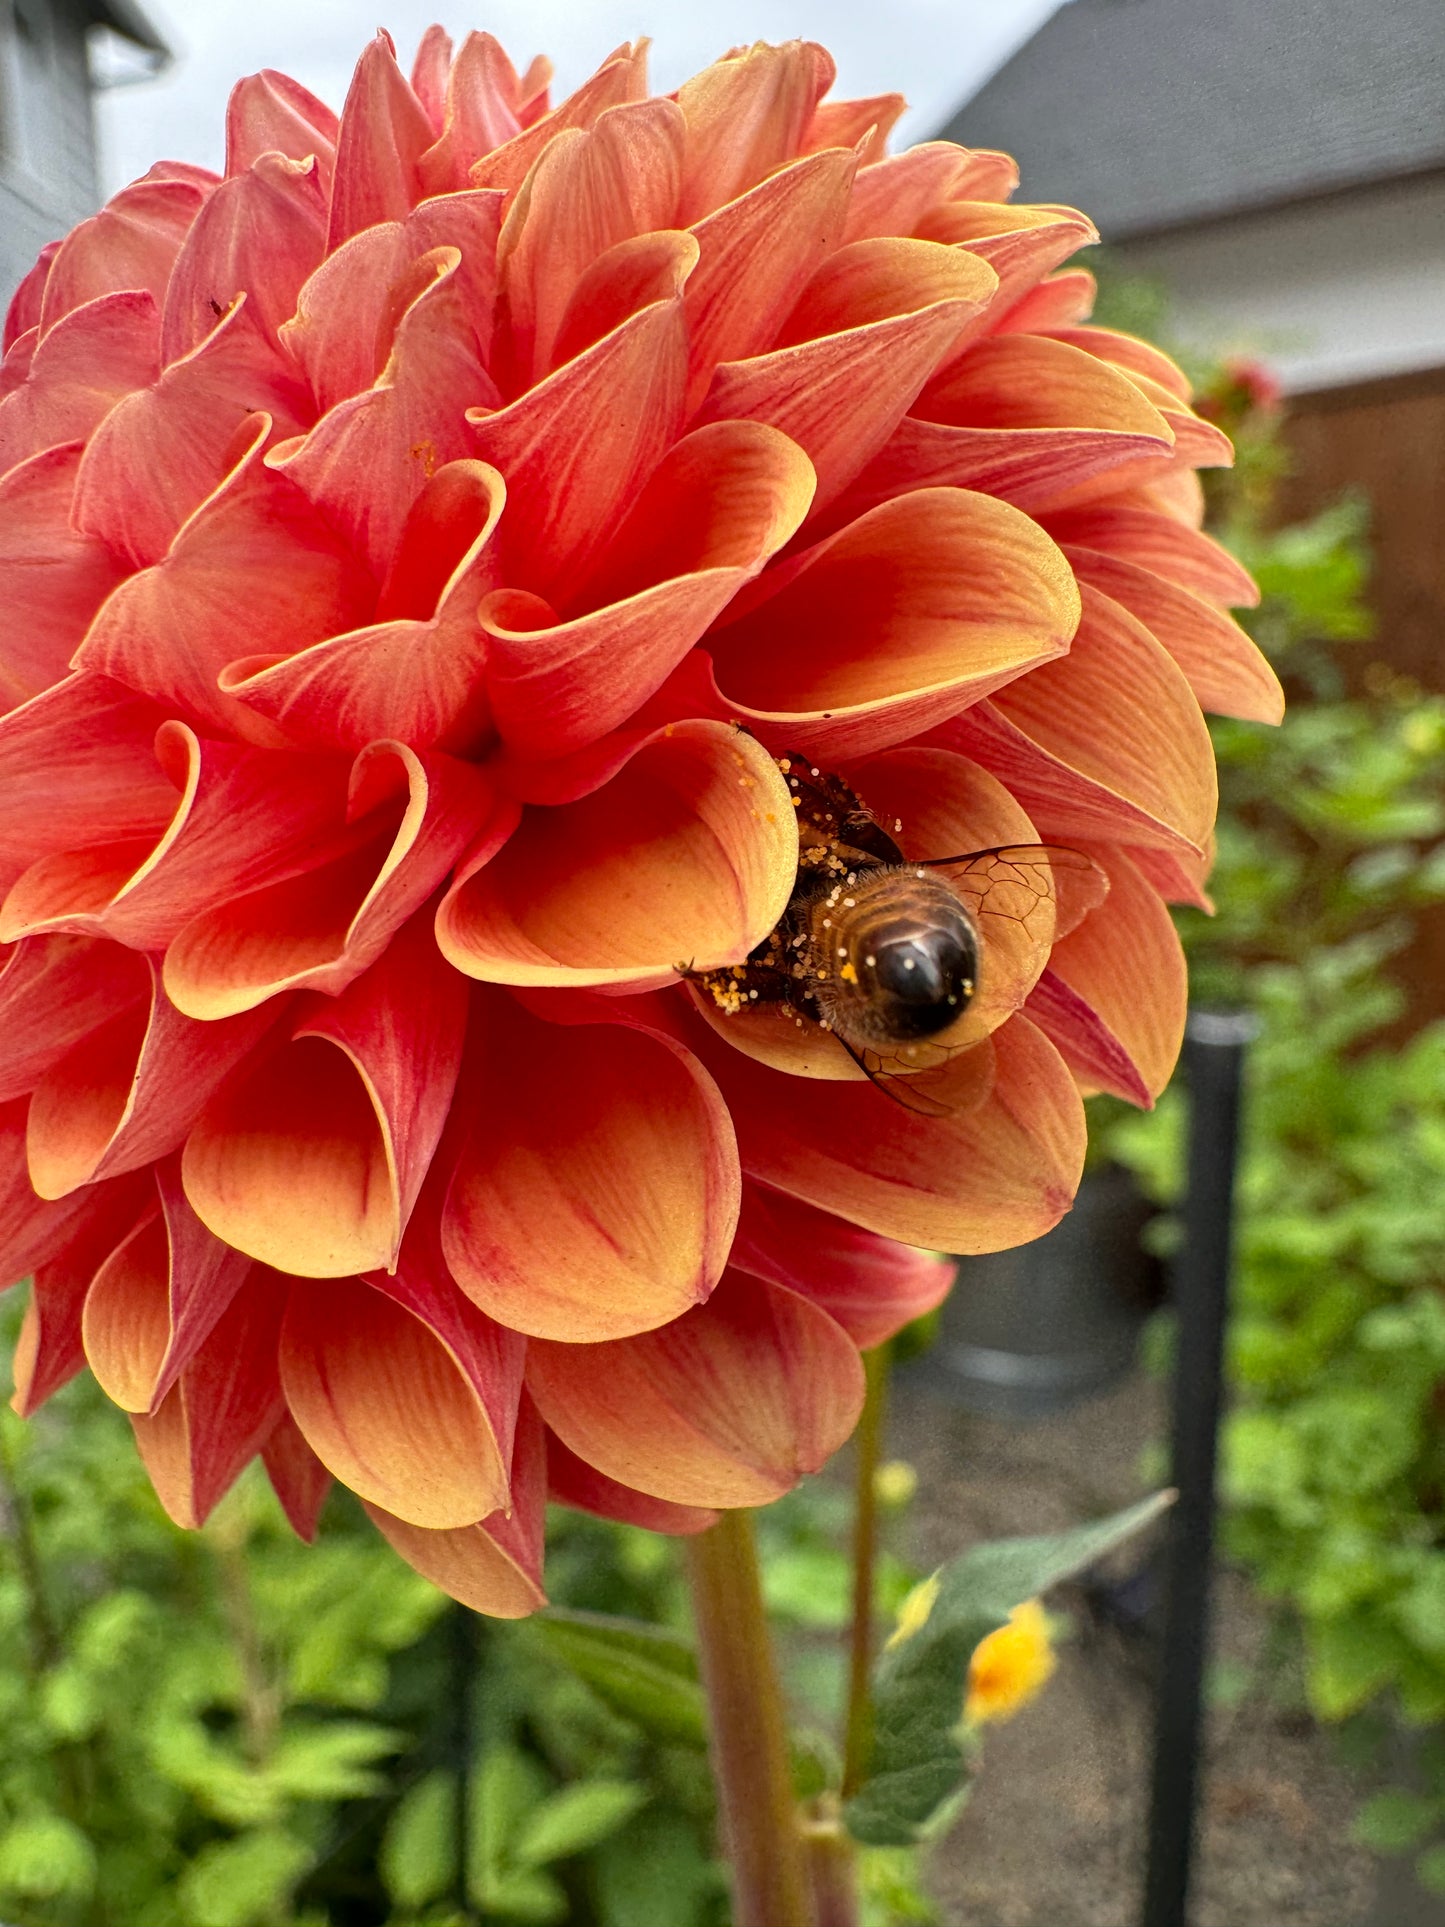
[0,30,1278,1615]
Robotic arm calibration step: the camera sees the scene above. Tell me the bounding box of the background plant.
[1095,306,1445,1895]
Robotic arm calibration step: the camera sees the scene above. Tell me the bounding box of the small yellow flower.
[965,1600,1057,1725]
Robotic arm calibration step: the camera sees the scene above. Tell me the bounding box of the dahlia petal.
[935,699,1194,858]
[3,242,58,354]
[1037,843,1187,1105]
[0,935,149,1103]
[292,910,467,1252]
[272,247,496,580]
[1045,324,1193,402]
[526,1267,863,1509]
[496,98,684,386]
[225,69,338,186]
[0,324,34,399]
[75,422,374,741]
[75,297,314,571]
[165,743,490,1018]
[1133,462,1208,528]
[730,1182,955,1349]
[363,1397,547,1616]
[182,923,465,1276]
[442,1002,739,1341]
[1041,502,1260,608]
[1112,374,1232,469]
[26,963,277,1197]
[952,149,1024,201]
[684,147,855,409]
[404,190,506,364]
[547,1431,718,1534]
[467,43,649,196]
[483,421,814,760]
[82,1163,252,1411]
[261,1412,332,1541]
[1126,841,1215,912]
[550,228,698,370]
[916,201,1098,325]
[1,726,354,950]
[705,486,1079,759]
[0,675,175,881]
[437,719,795,990]
[841,142,974,244]
[701,1014,1085,1254]
[162,152,327,364]
[281,225,410,414]
[13,1258,88,1414]
[698,241,997,516]
[804,92,906,162]
[0,446,127,705]
[223,461,504,754]
[1065,547,1284,723]
[467,294,687,596]
[0,289,159,474]
[280,1272,512,1528]
[995,269,1098,333]
[39,174,210,336]
[1025,967,1153,1107]
[844,418,1172,528]
[416,32,522,191]
[845,331,1177,520]
[979,583,1217,855]
[410,24,453,130]
[674,41,834,225]
[327,32,436,251]
[131,1268,287,1529]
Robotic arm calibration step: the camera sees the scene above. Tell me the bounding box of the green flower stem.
[686,1507,811,1927]
[842,1344,890,1798]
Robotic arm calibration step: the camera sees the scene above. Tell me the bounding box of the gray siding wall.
[1,0,100,307]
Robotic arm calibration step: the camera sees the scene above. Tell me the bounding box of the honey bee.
[693,756,1096,1115]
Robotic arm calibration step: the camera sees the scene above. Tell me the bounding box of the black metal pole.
[1142,1009,1253,1927]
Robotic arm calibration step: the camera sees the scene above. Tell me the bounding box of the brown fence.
[1279,364,1445,1028]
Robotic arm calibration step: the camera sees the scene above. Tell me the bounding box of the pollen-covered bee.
[693,756,1099,1115]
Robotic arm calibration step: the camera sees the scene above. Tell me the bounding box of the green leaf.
[1353,1790,1443,1854]
[593,1809,720,1927]
[530,1610,707,1748]
[477,1864,569,1923]
[0,1813,97,1902]
[380,1768,456,1908]
[1418,1844,1445,1896]
[176,1829,312,1927]
[471,1745,551,1882]
[844,1493,1170,1846]
[513,1778,647,1867]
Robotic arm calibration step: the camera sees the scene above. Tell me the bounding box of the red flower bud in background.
[0,30,1280,1613]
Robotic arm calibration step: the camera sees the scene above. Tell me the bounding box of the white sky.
[97,0,1064,194]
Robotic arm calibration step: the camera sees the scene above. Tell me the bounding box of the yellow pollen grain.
[840,961,858,983]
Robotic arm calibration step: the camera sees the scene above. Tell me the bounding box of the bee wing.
[922,844,1108,942]
[838,1033,960,1119]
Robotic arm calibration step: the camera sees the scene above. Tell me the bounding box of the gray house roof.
[939,0,1445,240]
[86,0,170,62]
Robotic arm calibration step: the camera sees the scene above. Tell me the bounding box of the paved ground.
[887,1369,1381,1927]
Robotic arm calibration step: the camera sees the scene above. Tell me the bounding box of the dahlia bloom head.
[0,29,1278,1614]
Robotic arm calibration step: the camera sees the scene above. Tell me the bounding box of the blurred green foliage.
[1101,352,1445,1893]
